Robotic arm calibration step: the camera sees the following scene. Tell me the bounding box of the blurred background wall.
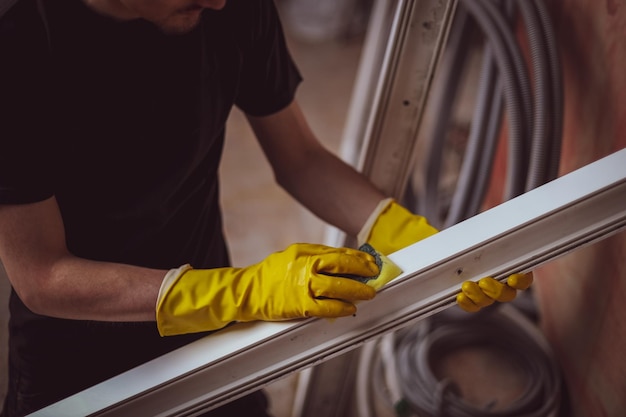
[532,1,626,415]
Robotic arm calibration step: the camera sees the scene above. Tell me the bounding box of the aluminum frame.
[31,148,626,417]
[357,0,457,200]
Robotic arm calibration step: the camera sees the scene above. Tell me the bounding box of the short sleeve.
[0,0,55,204]
[233,0,303,116]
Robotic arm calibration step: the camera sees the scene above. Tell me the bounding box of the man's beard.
[155,6,204,35]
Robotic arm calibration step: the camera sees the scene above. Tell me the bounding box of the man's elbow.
[11,272,63,316]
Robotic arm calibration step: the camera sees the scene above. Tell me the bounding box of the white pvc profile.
[309,1,457,413]
[357,0,457,200]
[30,148,626,417]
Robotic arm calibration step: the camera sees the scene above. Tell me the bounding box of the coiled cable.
[356,306,563,417]
[413,0,563,226]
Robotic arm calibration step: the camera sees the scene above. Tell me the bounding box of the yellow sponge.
[319,244,402,292]
[355,243,403,290]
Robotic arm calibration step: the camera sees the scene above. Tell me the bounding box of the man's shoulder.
[200,0,282,50]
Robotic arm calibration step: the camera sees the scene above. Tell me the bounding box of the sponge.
[353,243,403,290]
[320,244,402,291]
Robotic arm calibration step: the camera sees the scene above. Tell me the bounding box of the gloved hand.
[156,243,380,336]
[358,198,533,312]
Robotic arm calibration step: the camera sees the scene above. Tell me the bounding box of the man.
[0,1,530,415]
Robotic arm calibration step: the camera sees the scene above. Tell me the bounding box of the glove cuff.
[156,264,193,336]
[360,199,438,256]
[156,264,193,309]
[357,197,394,247]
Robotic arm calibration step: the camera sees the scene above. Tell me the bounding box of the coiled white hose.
[356,306,563,417]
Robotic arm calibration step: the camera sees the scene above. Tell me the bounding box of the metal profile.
[30,148,626,417]
[356,0,457,199]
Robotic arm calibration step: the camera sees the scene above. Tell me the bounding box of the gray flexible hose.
[396,308,562,417]
[438,0,527,226]
[356,307,563,417]
[416,0,563,227]
[518,0,553,190]
[411,0,531,220]
[533,0,564,182]
[461,0,532,200]
[444,0,515,226]
[467,77,504,217]
[445,45,499,227]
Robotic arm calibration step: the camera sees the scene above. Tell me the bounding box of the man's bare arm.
[0,196,164,321]
[246,100,386,237]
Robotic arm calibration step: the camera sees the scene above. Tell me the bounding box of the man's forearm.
[247,101,388,237]
[31,256,166,322]
[0,197,167,322]
[278,147,386,237]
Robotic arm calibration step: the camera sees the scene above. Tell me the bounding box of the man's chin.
[156,11,203,35]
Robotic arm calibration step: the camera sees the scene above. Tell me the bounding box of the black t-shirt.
[0,0,301,412]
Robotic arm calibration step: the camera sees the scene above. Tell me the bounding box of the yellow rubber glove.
[357,198,438,255]
[457,273,534,312]
[156,243,380,336]
[358,198,533,312]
